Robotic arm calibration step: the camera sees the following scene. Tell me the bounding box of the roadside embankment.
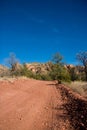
[56,84,87,130]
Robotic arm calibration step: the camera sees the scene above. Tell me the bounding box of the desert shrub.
[69,67,80,81]
[20,64,34,78]
[10,70,20,77]
[40,74,52,81]
[10,64,52,81]
[49,64,71,83]
[76,51,87,81]
[32,73,51,81]
[33,74,42,80]
[50,52,71,83]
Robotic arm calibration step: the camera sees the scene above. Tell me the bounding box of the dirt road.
[0,79,71,130]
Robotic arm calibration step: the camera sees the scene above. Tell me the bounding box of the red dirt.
[57,84,87,130]
[0,78,72,130]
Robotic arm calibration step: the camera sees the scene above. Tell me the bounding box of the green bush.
[32,73,51,81]
[69,67,79,81]
[33,74,42,80]
[9,62,71,82]
[49,64,71,83]
[40,74,52,81]
[20,65,34,78]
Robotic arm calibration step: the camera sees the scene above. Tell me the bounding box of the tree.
[50,52,71,83]
[49,64,71,83]
[76,51,87,81]
[52,52,63,64]
[69,67,79,81]
[6,53,19,71]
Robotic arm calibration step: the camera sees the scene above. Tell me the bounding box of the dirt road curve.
[0,79,71,130]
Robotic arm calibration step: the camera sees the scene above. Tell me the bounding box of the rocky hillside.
[0,63,84,79]
[24,62,52,74]
[0,65,9,77]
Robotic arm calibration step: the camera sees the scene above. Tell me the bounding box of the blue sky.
[0,0,87,65]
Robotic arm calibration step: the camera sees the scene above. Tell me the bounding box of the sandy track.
[0,79,71,130]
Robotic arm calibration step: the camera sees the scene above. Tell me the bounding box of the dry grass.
[64,81,87,98]
[0,76,28,83]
